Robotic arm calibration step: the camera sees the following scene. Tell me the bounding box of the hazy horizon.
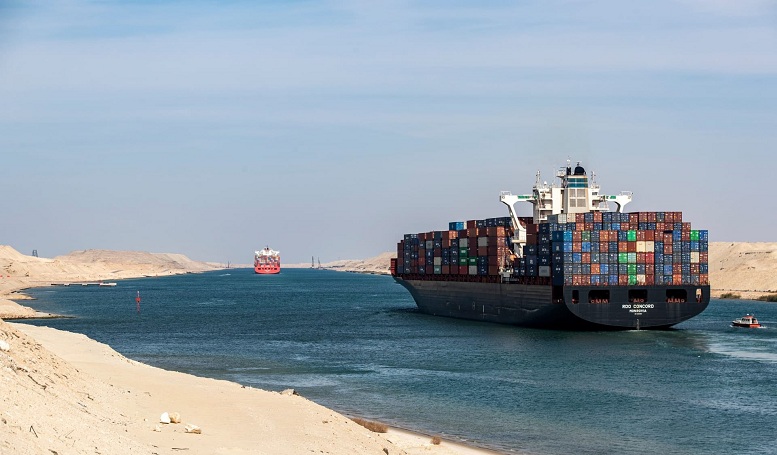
[1,1,775,264]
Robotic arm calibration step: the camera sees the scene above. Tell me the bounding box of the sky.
[0,0,775,265]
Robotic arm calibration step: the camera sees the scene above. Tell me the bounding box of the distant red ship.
[254,247,280,274]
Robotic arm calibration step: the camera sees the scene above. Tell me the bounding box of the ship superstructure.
[254,247,281,274]
[391,161,710,330]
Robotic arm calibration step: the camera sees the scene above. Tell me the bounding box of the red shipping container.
[442,239,452,248]
[664,245,673,254]
[636,231,646,241]
[645,274,654,285]
[682,231,690,241]
[700,274,709,285]
[419,257,426,266]
[466,220,477,229]
[646,253,654,264]
[629,213,639,223]
[441,266,450,275]
[582,253,591,263]
[488,265,499,275]
[645,230,655,241]
[619,241,628,252]
[591,264,600,274]
[599,242,609,253]
[573,242,582,253]
[619,275,629,286]
[576,213,586,223]
[700,252,708,263]
[637,253,646,263]
[477,246,488,256]
[627,242,637,253]
[585,222,594,231]
[573,231,583,242]
[593,212,603,222]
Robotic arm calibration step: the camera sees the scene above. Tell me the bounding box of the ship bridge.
[500,161,632,258]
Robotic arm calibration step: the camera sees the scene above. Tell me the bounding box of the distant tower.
[31,250,38,257]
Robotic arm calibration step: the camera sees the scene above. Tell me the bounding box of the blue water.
[19,269,777,455]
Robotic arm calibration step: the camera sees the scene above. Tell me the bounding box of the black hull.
[394,278,710,330]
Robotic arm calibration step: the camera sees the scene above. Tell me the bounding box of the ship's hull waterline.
[395,278,710,329]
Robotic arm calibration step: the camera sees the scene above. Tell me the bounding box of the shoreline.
[2,274,508,455]
[5,318,508,455]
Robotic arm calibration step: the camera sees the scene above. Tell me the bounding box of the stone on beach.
[184,423,202,434]
[169,411,181,423]
[0,339,9,351]
[160,412,171,424]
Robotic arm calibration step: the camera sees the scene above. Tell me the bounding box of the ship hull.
[254,265,280,274]
[394,278,709,330]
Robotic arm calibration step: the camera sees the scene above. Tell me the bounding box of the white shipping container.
[469,265,478,275]
[460,238,469,248]
[478,237,489,247]
[646,241,655,252]
[434,257,442,266]
[539,266,551,277]
[425,240,434,249]
[690,252,700,263]
[636,241,646,253]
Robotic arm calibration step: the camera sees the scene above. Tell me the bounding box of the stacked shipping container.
[544,211,709,287]
[394,212,709,288]
[395,217,513,276]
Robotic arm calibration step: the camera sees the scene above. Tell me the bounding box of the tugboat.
[731,314,761,328]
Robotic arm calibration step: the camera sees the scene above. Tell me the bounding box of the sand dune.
[708,242,777,299]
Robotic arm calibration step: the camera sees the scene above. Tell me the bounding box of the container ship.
[390,162,710,330]
[254,247,281,274]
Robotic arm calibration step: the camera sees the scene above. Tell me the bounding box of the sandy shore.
[1,246,504,455]
[3,321,502,455]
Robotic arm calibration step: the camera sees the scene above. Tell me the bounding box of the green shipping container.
[628,275,638,285]
[434,265,442,275]
[468,258,477,266]
[628,230,637,242]
[619,252,628,263]
[690,230,699,241]
[628,264,637,275]
[459,257,468,266]
[459,247,469,257]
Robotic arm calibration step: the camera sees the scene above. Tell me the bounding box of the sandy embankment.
[707,242,777,299]
[0,246,501,455]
